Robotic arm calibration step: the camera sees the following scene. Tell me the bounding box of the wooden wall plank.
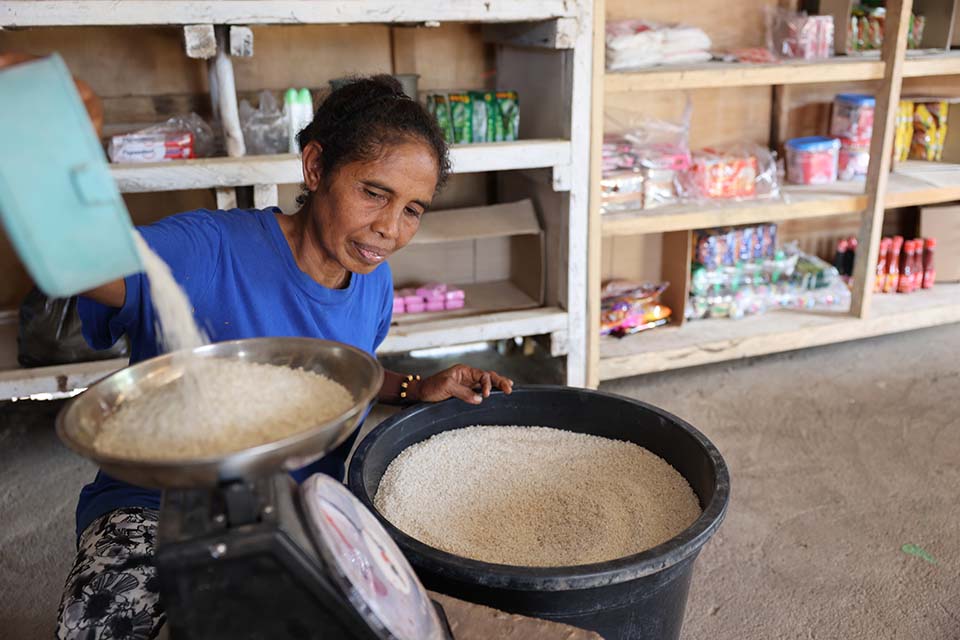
[606,87,772,148]
[605,0,783,50]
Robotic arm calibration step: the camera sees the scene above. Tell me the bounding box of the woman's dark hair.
[296,75,450,205]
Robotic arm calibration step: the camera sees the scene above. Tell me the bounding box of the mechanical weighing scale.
[57,338,454,640]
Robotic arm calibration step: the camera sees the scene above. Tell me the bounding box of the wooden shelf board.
[604,51,960,93]
[390,281,541,327]
[903,50,960,78]
[1,1,576,27]
[601,187,865,236]
[381,281,566,354]
[887,161,960,207]
[601,162,960,236]
[605,58,885,92]
[598,283,960,381]
[0,281,565,398]
[110,140,572,193]
[0,317,126,401]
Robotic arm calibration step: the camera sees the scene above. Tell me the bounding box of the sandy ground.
[1,326,958,639]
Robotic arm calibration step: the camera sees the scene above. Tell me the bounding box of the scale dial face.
[299,474,447,640]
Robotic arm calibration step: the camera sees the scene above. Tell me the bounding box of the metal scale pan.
[56,337,383,488]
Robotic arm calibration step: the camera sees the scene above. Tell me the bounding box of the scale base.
[155,476,386,640]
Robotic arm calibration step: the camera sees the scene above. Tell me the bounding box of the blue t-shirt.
[75,208,393,538]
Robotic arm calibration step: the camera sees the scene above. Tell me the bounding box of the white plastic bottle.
[284,88,299,153]
[298,88,314,142]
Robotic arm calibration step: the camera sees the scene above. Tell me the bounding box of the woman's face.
[302,139,438,275]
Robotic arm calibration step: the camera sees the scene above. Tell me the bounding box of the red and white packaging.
[108,131,194,163]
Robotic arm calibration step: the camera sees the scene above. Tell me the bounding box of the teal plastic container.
[0,54,141,298]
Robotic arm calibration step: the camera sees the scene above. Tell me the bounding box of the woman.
[56,75,512,639]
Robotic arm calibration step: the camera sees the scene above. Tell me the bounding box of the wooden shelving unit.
[599,283,960,379]
[109,140,574,193]
[0,0,595,399]
[600,161,960,236]
[1,1,579,26]
[604,50,960,92]
[588,0,960,386]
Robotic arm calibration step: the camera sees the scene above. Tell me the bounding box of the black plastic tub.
[348,386,730,640]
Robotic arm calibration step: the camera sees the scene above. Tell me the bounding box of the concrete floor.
[2,325,958,639]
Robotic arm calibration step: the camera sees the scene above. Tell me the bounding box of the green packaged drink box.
[496,90,520,142]
[468,91,489,143]
[427,94,454,143]
[448,92,472,144]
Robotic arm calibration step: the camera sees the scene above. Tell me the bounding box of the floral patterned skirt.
[57,508,164,640]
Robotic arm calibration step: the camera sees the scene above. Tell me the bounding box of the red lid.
[848,236,858,249]
[837,238,849,252]
[925,237,936,249]
[892,235,904,249]
[880,237,892,248]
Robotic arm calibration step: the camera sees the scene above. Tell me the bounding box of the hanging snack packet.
[448,92,473,144]
[427,94,454,144]
[497,90,520,142]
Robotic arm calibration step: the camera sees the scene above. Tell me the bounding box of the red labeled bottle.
[884,236,904,294]
[844,236,857,277]
[875,237,891,293]
[911,239,924,291]
[898,240,916,293]
[834,238,849,275]
[922,237,936,289]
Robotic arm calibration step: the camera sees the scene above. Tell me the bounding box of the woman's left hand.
[418,364,513,405]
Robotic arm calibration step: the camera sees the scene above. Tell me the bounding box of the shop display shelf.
[0,314,126,401]
[597,283,960,380]
[600,162,960,237]
[1,1,577,26]
[382,284,568,354]
[0,294,569,400]
[110,140,573,194]
[604,50,960,93]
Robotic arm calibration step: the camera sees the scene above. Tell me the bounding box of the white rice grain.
[375,426,702,567]
[93,359,354,460]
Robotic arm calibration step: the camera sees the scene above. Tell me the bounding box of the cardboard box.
[921,204,960,282]
[388,199,545,323]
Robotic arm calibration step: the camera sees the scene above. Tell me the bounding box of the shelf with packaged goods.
[0,294,569,400]
[0,1,577,27]
[381,291,568,354]
[598,283,960,381]
[108,140,573,193]
[604,51,960,93]
[600,161,960,237]
[381,200,562,354]
[0,314,126,401]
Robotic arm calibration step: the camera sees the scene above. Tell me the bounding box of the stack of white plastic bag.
[606,20,712,71]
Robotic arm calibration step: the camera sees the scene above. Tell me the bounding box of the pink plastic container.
[785,136,839,185]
